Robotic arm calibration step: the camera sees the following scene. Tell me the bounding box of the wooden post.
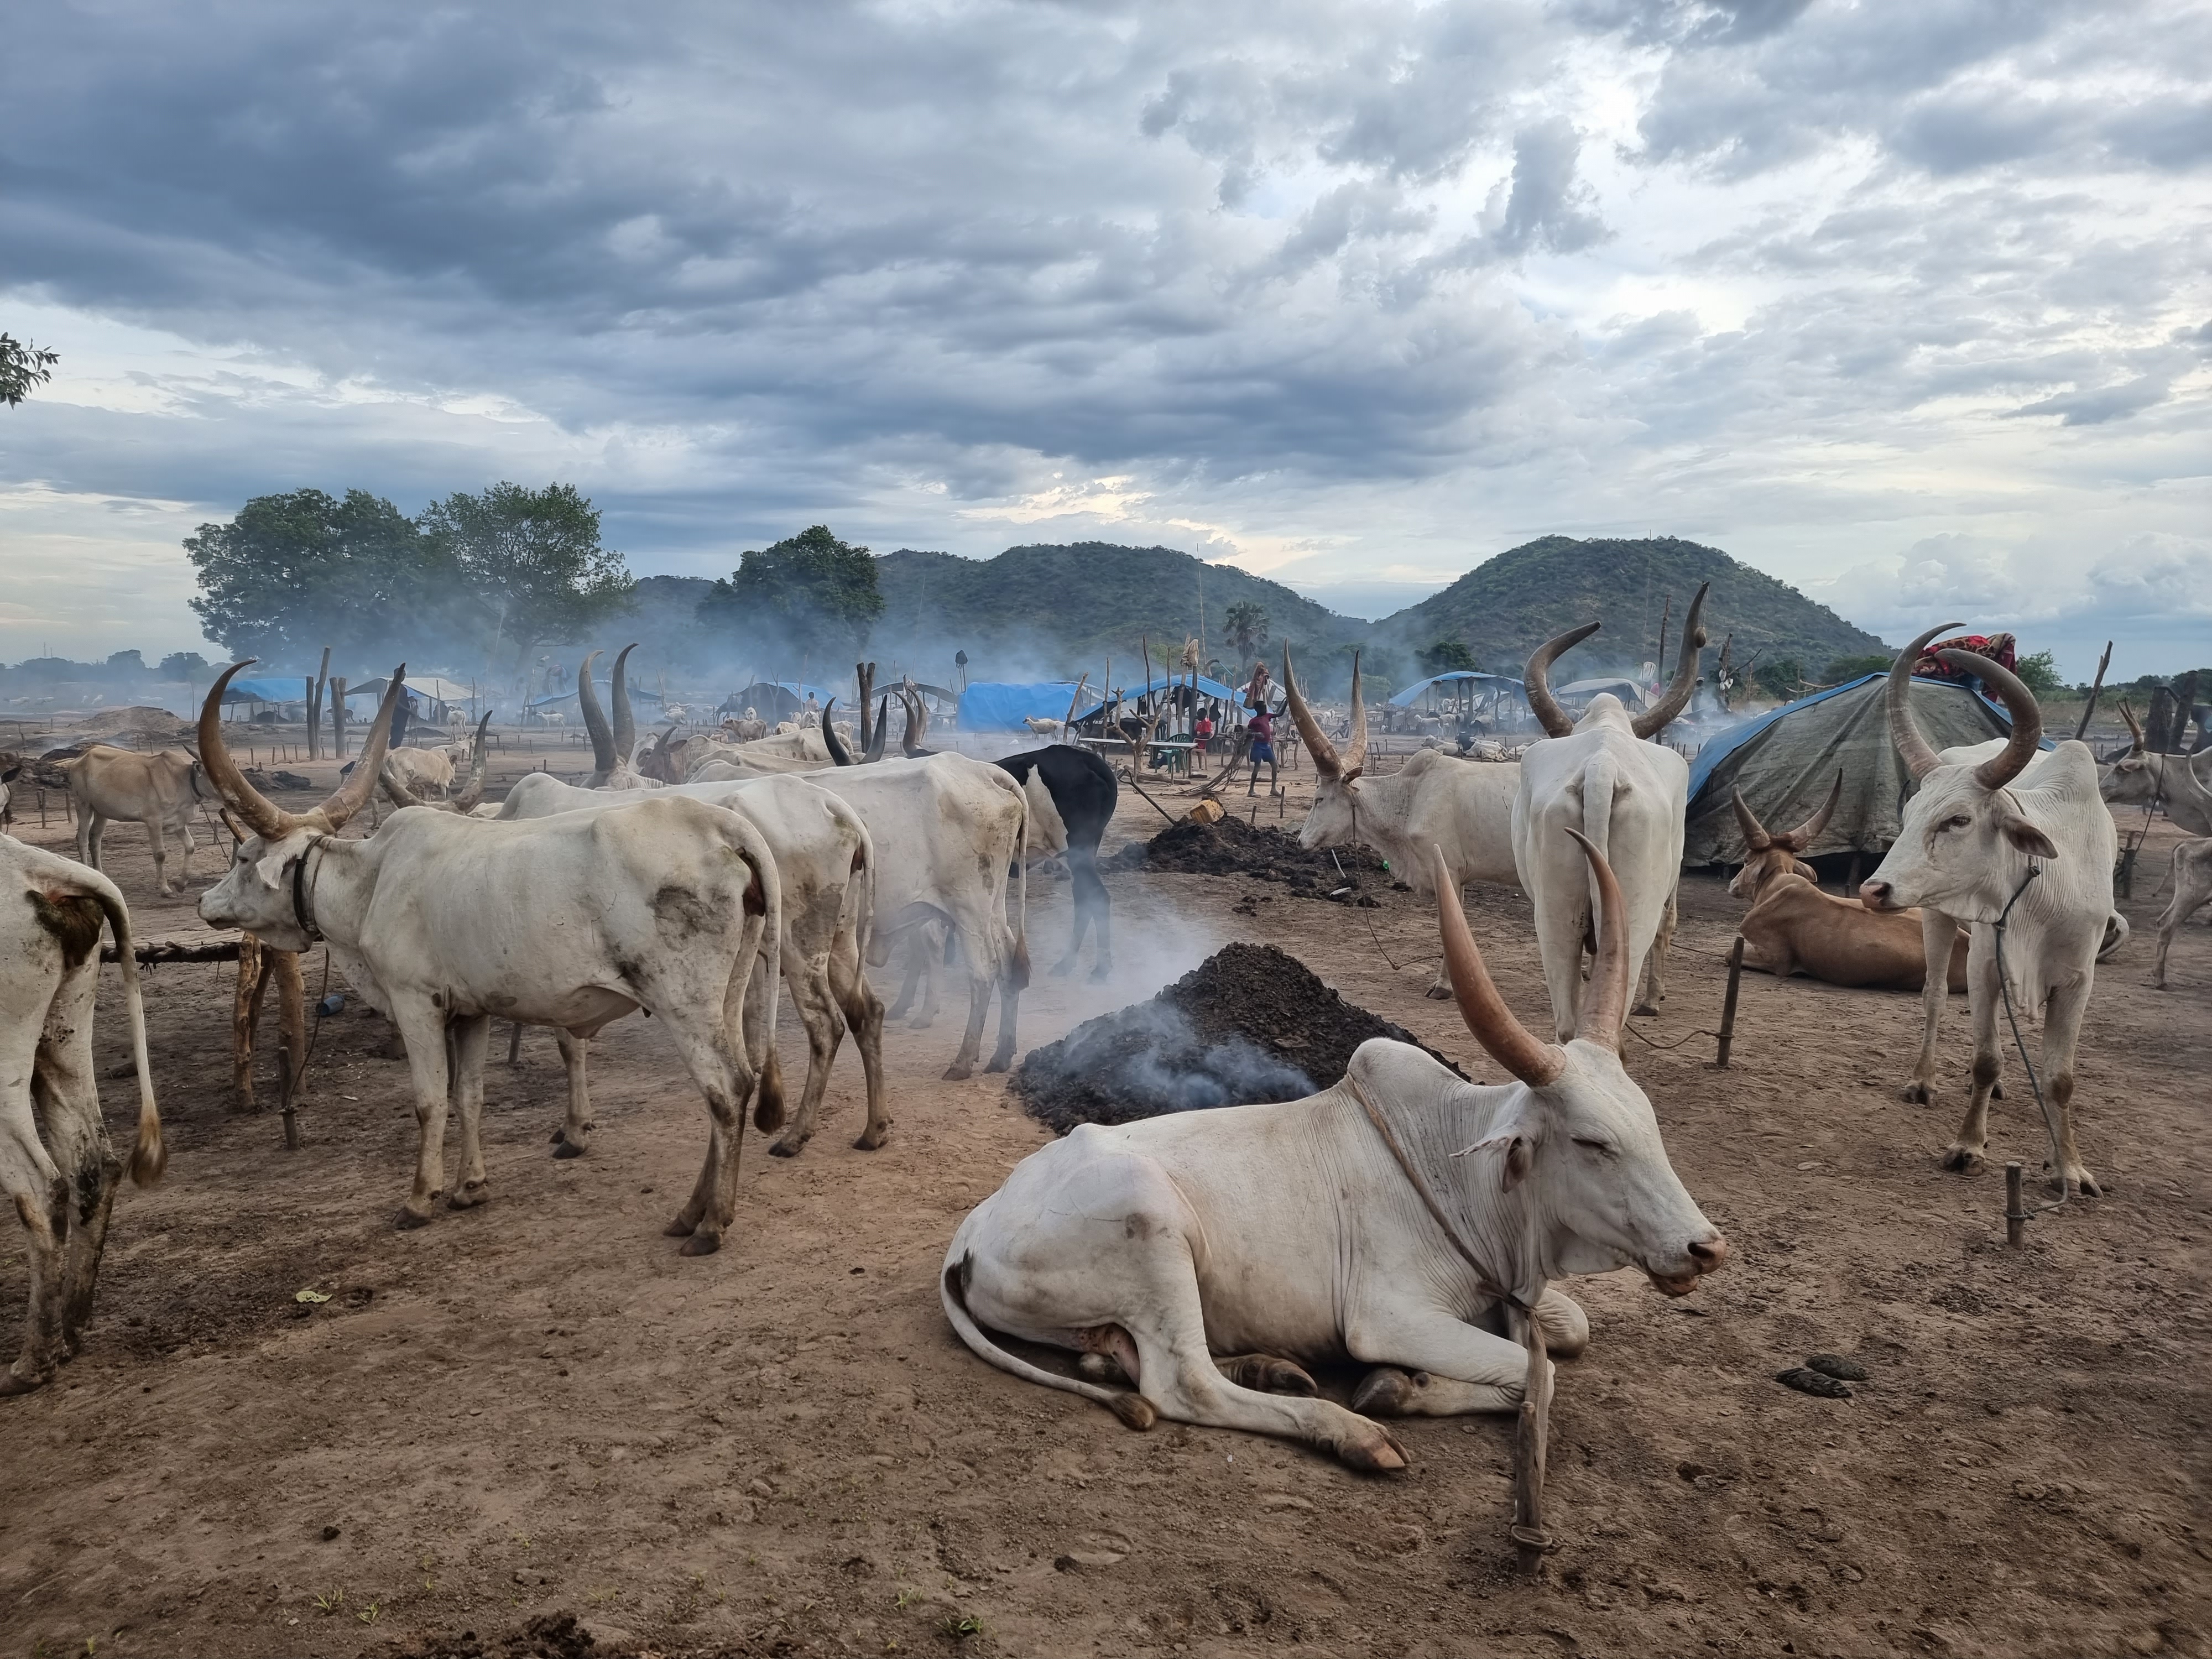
[2072,641,2112,742]
[1715,936,1746,1068]
[1844,853,1861,897]
[1510,1304,1553,1573]
[2005,1162,2027,1246]
[507,1022,524,1066]
[330,677,347,758]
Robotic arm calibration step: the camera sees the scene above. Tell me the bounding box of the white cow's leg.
[1,1042,69,1395]
[1940,936,2003,1175]
[78,811,104,874]
[1344,1300,1557,1418]
[829,928,890,1151]
[37,968,123,1355]
[770,948,842,1159]
[146,817,172,895]
[1903,907,1959,1104]
[1634,882,1679,1016]
[552,1029,592,1157]
[987,924,1022,1074]
[656,997,759,1256]
[1118,1270,1406,1472]
[445,1015,493,1209]
[942,924,994,1081]
[390,1000,455,1229]
[2038,974,2100,1198]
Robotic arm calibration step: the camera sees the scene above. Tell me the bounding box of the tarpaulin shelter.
[1071,674,1242,723]
[218,676,314,709]
[957,681,1085,732]
[1386,670,1526,709]
[1683,674,2051,867]
[1554,676,1647,708]
[342,678,453,722]
[722,681,835,722]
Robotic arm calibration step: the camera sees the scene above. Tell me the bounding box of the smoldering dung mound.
[1013,942,1465,1135]
[1105,815,1392,904]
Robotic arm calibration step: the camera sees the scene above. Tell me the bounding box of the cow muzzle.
[1646,1232,1729,1297]
[1859,878,1902,911]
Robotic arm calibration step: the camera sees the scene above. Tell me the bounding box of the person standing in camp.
[1244,704,1278,796]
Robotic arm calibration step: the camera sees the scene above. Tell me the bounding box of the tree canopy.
[0,333,59,407]
[1417,638,1478,676]
[1223,601,1270,664]
[697,526,883,660]
[186,488,458,666]
[420,481,633,670]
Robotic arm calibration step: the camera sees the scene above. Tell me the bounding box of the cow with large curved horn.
[380,713,494,814]
[898,684,936,758]
[1512,593,1719,1036]
[1285,643,1521,999]
[1860,624,2120,1195]
[1726,771,1843,903]
[864,696,890,763]
[575,649,657,790]
[821,697,853,766]
[609,643,640,766]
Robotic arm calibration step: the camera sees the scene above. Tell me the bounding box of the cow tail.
[1580,752,1618,942]
[73,867,164,1185]
[941,1251,1155,1430]
[1010,791,1031,990]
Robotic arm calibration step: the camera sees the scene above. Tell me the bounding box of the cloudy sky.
[4,0,2208,676]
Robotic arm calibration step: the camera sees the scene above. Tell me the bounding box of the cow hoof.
[1221,1354,1317,1396]
[1338,1423,1408,1473]
[1105,1391,1156,1431]
[448,1181,489,1210]
[1351,1367,1415,1417]
[395,1205,435,1231]
[942,1063,974,1082]
[1632,999,1660,1017]
[984,1052,1014,1075]
[0,1363,54,1397]
[662,1213,700,1237]
[2050,1167,2103,1199]
[1078,1353,1128,1384]
[1901,1082,1935,1105]
[907,1016,937,1032]
[769,1136,807,1159]
[1939,1145,1985,1175]
[552,1140,587,1160]
[1424,983,1453,1000]
[1050,959,1074,978]
[1991,1081,2005,1099]
[678,1231,721,1258]
[853,1128,890,1151]
[1088,964,1112,983]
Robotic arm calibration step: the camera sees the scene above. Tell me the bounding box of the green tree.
[1754,658,1804,702]
[420,482,633,670]
[186,488,457,664]
[1,333,59,407]
[159,651,211,680]
[697,525,883,657]
[2013,650,2063,699]
[1417,638,1478,677]
[1821,653,1892,684]
[1223,601,1269,664]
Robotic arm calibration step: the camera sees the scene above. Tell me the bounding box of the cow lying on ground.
[1730,778,1969,992]
[58,743,222,894]
[2,836,163,1395]
[197,663,781,1250]
[941,833,1726,1465]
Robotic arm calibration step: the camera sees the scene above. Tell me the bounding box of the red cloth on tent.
[1913,633,2016,681]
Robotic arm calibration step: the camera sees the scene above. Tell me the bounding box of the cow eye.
[1943,815,1971,830]
[1571,1136,1614,1156]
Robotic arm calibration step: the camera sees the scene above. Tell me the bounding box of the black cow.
[995,745,1119,980]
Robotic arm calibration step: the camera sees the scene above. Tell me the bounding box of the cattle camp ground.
[2,678,2209,1659]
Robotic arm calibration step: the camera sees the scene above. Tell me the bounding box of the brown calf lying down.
[1740,872,1968,992]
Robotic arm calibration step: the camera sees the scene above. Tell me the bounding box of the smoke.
[1053,1000,1314,1113]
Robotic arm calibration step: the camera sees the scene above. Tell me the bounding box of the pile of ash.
[1012,941,1464,1135]
[1104,815,1395,905]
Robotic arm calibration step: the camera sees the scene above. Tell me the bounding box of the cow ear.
[1999,813,2058,860]
[1455,1129,1533,1191]
[254,848,292,890]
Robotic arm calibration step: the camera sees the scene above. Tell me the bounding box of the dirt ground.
[3,738,2208,1659]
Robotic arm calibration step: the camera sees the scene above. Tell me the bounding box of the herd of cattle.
[2,607,2204,1495]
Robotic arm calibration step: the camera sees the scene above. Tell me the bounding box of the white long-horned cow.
[196,662,782,1251]
[490,767,884,1159]
[57,743,223,895]
[941,834,1727,1467]
[1860,625,2119,1195]
[1511,587,1709,1037]
[379,714,493,816]
[1,836,164,1395]
[1283,648,1521,998]
[576,644,662,791]
[1730,776,1970,992]
[2100,702,2212,837]
[2151,837,2212,990]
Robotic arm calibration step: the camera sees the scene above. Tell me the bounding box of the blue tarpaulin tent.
[1386,671,1525,709]
[958,682,1085,732]
[1070,674,1242,723]
[219,676,313,705]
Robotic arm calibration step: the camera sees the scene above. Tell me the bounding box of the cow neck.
[2150,752,2212,836]
[289,831,378,950]
[291,834,330,942]
[1343,1070,1535,1314]
[1341,770,1419,873]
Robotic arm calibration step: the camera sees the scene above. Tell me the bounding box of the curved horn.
[1632,582,1708,738]
[1936,649,2042,790]
[865,696,889,762]
[2120,698,2145,757]
[1729,788,1772,853]
[1431,845,1566,1087]
[899,687,927,755]
[451,711,494,811]
[1280,644,1342,778]
[1524,622,1600,739]
[316,669,405,828]
[1343,651,1367,778]
[575,650,617,774]
[378,759,430,811]
[1565,827,1630,1048]
[610,643,639,762]
[1776,769,1843,851]
[821,696,853,765]
[197,660,292,838]
[1887,623,1960,780]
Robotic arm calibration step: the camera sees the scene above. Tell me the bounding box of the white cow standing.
[1512,586,1708,1036]
[942,835,1728,1467]
[1861,628,2119,1196]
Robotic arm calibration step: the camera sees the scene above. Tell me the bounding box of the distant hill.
[869,542,1366,679]
[1374,535,1888,678]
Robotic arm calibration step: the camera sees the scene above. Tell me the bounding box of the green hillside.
[870,542,1365,677]
[1375,535,1887,677]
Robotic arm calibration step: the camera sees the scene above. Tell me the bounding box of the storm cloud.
[2,0,2206,675]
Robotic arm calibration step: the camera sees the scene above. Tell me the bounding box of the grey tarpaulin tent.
[1683,673,2047,867]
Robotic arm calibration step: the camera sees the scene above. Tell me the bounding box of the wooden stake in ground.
[330,677,347,759]
[1714,936,1745,1068]
[2005,1162,2027,1247]
[1509,1302,1554,1574]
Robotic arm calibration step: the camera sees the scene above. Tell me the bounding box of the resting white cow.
[943,834,1726,1465]
[1861,627,2118,1195]
[494,769,885,1157]
[1,837,163,1395]
[1283,648,1520,998]
[58,744,222,895]
[196,663,781,1252]
[1511,587,1708,1035]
